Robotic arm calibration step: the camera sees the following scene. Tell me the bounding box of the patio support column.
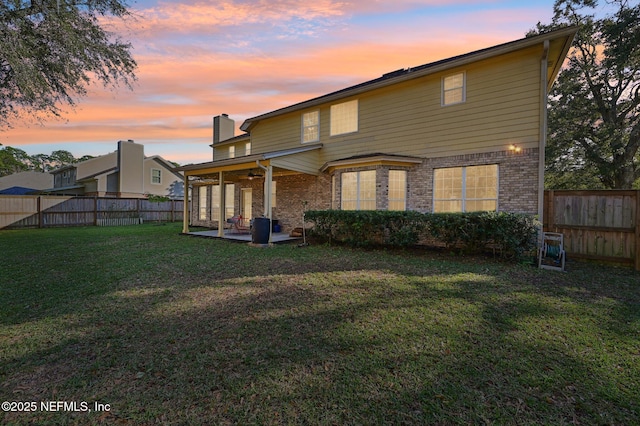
[218,171,225,237]
[182,173,189,234]
[257,160,273,244]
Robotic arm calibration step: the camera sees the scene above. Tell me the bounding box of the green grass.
[1,223,638,425]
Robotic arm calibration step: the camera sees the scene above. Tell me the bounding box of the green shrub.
[424,211,539,258]
[305,210,426,247]
[305,210,538,260]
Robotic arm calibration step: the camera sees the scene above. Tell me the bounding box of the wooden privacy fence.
[0,196,183,230]
[544,190,640,271]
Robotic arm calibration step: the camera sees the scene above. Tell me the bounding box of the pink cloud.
[127,0,347,39]
[6,1,558,164]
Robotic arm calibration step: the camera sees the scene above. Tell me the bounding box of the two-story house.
[178,27,577,237]
[46,140,184,199]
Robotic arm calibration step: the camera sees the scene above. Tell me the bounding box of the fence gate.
[544,190,640,271]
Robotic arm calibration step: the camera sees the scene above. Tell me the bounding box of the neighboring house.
[44,140,184,199]
[177,27,577,236]
[0,171,53,194]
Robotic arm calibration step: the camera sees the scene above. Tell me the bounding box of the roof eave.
[320,154,423,173]
[176,144,323,173]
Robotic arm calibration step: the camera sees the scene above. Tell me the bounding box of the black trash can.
[252,217,271,244]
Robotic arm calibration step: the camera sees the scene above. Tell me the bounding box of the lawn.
[0,223,638,425]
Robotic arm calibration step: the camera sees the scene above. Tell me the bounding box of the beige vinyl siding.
[76,152,117,180]
[250,117,302,154]
[213,140,252,160]
[250,46,543,165]
[270,150,321,175]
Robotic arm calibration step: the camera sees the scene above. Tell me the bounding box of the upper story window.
[151,169,161,184]
[442,72,466,106]
[302,110,320,143]
[433,164,498,212]
[330,100,358,136]
[229,146,235,159]
[245,142,252,155]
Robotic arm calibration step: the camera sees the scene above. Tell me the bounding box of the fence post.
[547,190,555,232]
[635,190,640,271]
[93,196,98,226]
[38,196,43,228]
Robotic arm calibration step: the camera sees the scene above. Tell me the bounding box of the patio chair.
[538,232,566,272]
[227,215,250,234]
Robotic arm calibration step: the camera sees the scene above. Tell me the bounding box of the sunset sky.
[2,0,592,165]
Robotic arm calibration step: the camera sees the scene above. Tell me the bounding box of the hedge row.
[304,210,539,259]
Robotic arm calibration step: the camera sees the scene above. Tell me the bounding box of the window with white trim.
[225,184,235,219]
[331,175,337,209]
[330,100,358,136]
[302,111,319,143]
[211,185,220,221]
[442,72,466,106]
[229,146,235,159]
[433,164,498,212]
[211,184,236,221]
[245,142,251,155]
[271,181,277,208]
[341,170,375,210]
[199,186,207,220]
[151,168,161,184]
[388,170,407,211]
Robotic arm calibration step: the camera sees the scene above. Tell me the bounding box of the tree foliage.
[0,144,29,175]
[0,0,137,128]
[535,0,640,189]
[0,143,93,176]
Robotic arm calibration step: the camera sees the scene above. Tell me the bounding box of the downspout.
[539,40,550,227]
[256,160,273,244]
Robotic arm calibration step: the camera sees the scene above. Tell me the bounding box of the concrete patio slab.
[187,229,301,244]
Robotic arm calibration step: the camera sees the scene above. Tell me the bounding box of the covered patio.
[176,144,322,244]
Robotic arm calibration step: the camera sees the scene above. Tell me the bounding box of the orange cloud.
[6,0,556,165]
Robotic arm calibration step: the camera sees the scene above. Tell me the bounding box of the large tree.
[0,143,29,175]
[0,144,93,176]
[537,0,640,189]
[0,0,137,128]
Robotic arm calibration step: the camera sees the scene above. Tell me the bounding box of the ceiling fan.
[247,170,263,180]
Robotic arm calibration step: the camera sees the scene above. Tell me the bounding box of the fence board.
[0,196,183,230]
[544,190,639,270]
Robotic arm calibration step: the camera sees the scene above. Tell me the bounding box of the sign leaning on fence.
[0,196,184,229]
[544,190,640,271]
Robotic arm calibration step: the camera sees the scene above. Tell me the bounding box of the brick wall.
[190,148,539,230]
[414,148,540,214]
[271,174,332,232]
